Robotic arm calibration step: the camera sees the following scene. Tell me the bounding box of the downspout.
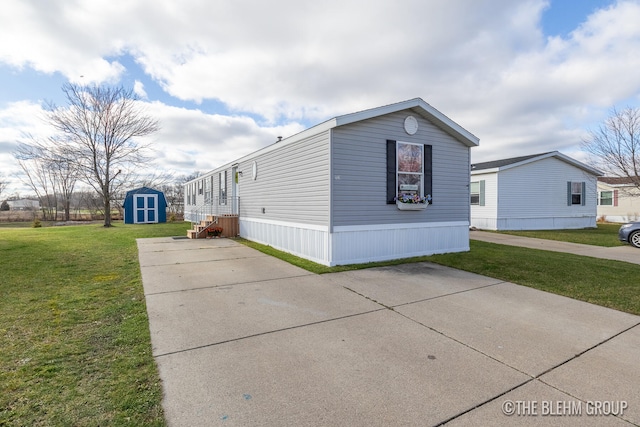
[328,130,334,266]
[468,150,472,231]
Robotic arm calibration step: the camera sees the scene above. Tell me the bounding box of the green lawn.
[495,223,625,247]
[0,221,190,427]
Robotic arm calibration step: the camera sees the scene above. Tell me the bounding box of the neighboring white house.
[6,199,40,210]
[597,177,640,223]
[184,98,479,266]
[470,151,602,230]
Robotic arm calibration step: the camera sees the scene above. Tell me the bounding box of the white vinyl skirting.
[240,217,469,266]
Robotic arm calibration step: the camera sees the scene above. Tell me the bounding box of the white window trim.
[396,141,424,199]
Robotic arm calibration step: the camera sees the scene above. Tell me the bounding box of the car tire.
[630,230,640,249]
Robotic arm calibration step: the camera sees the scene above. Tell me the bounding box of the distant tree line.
[0,179,191,222]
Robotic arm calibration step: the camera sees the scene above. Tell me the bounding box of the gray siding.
[238,130,331,225]
[331,110,471,226]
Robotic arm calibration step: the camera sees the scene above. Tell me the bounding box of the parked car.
[618,222,640,248]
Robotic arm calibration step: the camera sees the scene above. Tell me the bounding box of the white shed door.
[134,194,158,224]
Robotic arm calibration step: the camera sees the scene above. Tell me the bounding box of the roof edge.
[472,151,603,176]
[335,98,479,147]
[186,98,479,184]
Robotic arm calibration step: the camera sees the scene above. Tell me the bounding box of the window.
[397,142,424,197]
[599,190,613,206]
[567,181,585,206]
[219,171,227,205]
[187,183,195,205]
[204,176,211,201]
[571,182,582,205]
[469,182,480,205]
[470,180,485,206]
[386,140,432,204]
[470,182,480,205]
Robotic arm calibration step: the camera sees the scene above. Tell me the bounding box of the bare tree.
[582,107,640,190]
[15,138,81,221]
[49,152,79,221]
[160,173,197,219]
[46,83,159,227]
[14,142,59,220]
[0,178,7,201]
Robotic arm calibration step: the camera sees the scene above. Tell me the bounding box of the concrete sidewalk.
[470,230,640,265]
[138,237,640,426]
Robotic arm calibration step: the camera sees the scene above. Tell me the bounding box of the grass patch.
[428,240,640,315]
[0,221,190,426]
[495,223,625,247]
[237,238,640,316]
[236,238,431,274]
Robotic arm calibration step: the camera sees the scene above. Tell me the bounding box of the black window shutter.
[424,144,432,204]
[386,140,396,204]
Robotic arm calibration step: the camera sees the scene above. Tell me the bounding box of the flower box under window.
[396,202,427,211]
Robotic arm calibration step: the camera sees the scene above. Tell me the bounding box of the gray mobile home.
[184,98,479,266]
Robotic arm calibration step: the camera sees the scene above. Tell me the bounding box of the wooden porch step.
[186,214,239,239]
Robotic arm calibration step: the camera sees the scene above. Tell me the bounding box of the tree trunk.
[103,192,112,227]
[64,198,70,222]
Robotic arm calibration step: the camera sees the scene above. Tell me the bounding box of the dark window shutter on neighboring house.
[424,144,433,204]
[567,182,572,206]
[387,140,396,204]
[581,182,586,206]
[479,179,485,206]
[614,189,619,206]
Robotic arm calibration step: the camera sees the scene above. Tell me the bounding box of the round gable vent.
[404,115,418,135]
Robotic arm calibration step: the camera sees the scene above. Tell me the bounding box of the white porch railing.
[185,196,240,223]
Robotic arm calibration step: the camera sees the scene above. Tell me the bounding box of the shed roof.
[124,187,167,204]
[471,151,603,176]
[125,186,165,196]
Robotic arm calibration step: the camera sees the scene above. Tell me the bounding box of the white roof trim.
[471,151,603,176]
[334,98,479,147]
[188,98,479,183]
[251,98,479,153]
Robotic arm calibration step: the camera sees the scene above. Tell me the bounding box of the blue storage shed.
[123,187,168,224]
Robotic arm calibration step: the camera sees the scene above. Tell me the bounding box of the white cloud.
[0,99,305,194]
[141,102,306,175]
[0,101,53,194]
[133,80,147,99]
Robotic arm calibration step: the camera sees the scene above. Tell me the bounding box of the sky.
[1,0,640,197]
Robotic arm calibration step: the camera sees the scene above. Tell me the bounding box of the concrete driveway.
[138,237,640,426]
